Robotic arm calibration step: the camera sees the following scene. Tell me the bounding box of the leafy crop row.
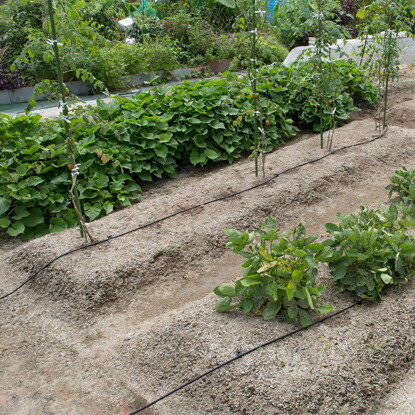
[259,60,379,132]
[0,60,378,239]
[215,169,415,325]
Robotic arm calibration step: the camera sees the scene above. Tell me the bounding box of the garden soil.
[1,67,415,415]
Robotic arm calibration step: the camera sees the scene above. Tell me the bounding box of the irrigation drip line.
[0,127,388,301]
[127,298,363,415]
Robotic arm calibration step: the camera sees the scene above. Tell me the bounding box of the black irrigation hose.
[127,298,363,415]
[0,127,388,301]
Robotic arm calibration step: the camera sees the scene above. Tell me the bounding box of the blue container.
[268,0,283,21]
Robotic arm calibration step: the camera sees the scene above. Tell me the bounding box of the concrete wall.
[0,60,233,106]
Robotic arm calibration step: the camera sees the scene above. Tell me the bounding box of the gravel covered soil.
[1,67,415,415]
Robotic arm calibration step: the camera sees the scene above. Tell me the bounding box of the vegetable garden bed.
[0,68,415,415]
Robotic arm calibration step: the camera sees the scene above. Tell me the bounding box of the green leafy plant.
[386,166,415,203]
[317,204,415,301]
[0,72,298,240]
[257,60,378,133]
[0,0,44,70]
[272,0,350,49]
[357,0,415,130]
[0,111,143,239]
[214,217,332,325]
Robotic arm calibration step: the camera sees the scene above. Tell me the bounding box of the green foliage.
[0,111,143,239]
[214,217,332,325]
[331,59,379,104]
[357,0,415,129]
[272,0,350,49]
[0,73,298,239]
[9,0,114,87]
[0,0,249,89]
[160,10,221,66]
[231,34,289,69]
[0,113,75,239]
[386,166,415,203]
[257,60,378,132]
[80,0,127,40]
[84,73,297,167]
[357,0,414,35]
[318,204,415,301]
[0,0,44,69]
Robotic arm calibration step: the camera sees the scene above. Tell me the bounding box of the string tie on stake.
[255,10,266,14]
[71,164,81,178]
[59,99,68,110]
[250,28,258,34]
[258,127,266,135]
[61,115,71,124]
[46,39,63,46]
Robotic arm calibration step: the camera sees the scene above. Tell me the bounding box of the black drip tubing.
[127,298,363,414]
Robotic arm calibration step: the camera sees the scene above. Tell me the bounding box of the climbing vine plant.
[46,0,92,242]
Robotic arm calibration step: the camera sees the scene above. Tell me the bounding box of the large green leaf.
[84,203,102,221]
[298,309,313,326]
[215,0,236,8]
[7,221,25,237]
[21,208,44,227]
[189,151,207,165]
[12,206,30,221]
[286,281,296,300]
[0,217,11,228]
[316,304,333,315]
[240,278,263,287]
[49,218,68,233]
[204,148,219,160]
[155,145,168,159]
[0,197,11,215]
[214,283,236,297]
[380,273,393,284]
[215,297,232,312]
[25,176,45,187]
[159,133,173,143]
[242,299,254,313]
[262,301,281,320]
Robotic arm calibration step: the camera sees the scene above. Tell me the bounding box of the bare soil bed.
[1,67,415,415]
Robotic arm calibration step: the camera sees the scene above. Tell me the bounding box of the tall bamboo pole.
[46,0,92,242]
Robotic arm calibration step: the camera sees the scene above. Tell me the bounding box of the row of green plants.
[0,59,378,239]
[273,0,414,49]
[4,0,412,91]
[215,167,415,325]
[280,0,413,148]
[0,0,289,90]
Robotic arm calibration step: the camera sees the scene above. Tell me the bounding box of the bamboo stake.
[46,0,93,243]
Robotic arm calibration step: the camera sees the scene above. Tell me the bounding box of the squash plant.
[214,217,332,326]
[318,204,415,302]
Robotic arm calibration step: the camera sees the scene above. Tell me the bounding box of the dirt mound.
[118,282,415,415]
[388,98,415,129]
[1,70,415,415]
[1,123,414,321]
